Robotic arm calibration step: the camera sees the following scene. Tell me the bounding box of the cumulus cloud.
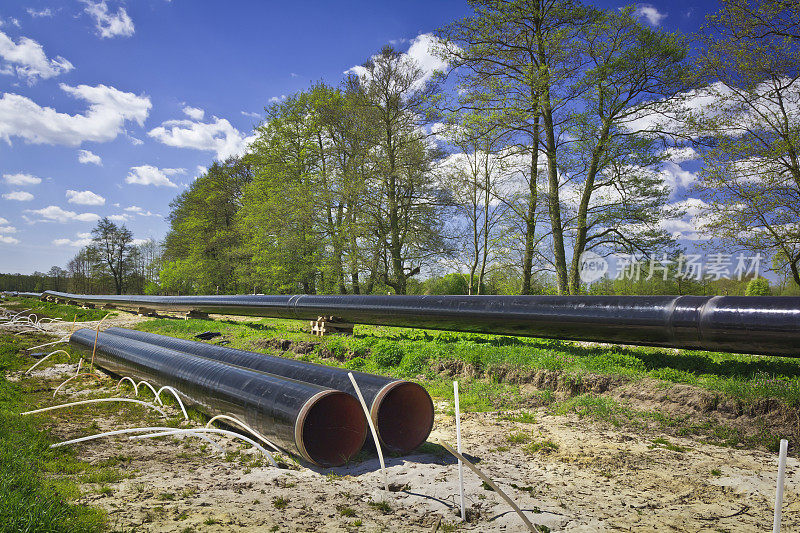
[659,161,698,194]
[0,18,21,29]
[0,235,19,244]
[0,83,151,146]
[148,116,255,160]
[78,149,102,165]
[107,214,128,222]
[182,105,204,120]
[3,191,34,201]
[633,4,667,26]
[53,232,92,247]
[659,198,712,241]
[0,30,73,84]
[26,8,55,18]
[268,95,286,104]
[26,205,100,223]
[346,33,447,90]
[83,0,134,39]
[3,172,41,185]
[125,165,183,187]
[66,189,106,205]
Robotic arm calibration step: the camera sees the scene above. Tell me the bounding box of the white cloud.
[0,18,21,29]
[107,214,128,222]
[3,191,34,201]
[268,94,286,104]
[126,164,183,187]
[0,30,73,84]
[659,198,712,241]
[66,189,106,206]
[123,205,158,216]
[27,8,55,18]
[664,147,699,164]
[0,225,16,233]
[148,116,255,160]
[659,161,698,194]
[77,149,102,165]
[346,33,447,90]
[26,205,100,223]
[0,217,7,224]
[241,110,260,118]
[52,231,92,247]
[633,5,667,26]
[0,83,151,146]
[83,0,134,39]
[3,172,41,185]
[132,237,150,246]
[182,105,204,120]
[0,235,19,244]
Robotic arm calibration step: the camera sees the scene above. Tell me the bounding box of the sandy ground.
[4,308,798,532]
[13,361,797,532]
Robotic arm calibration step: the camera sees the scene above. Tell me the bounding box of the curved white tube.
[53,373,101,397]
[25,349,71,375]
[26,337,69,351]
[131,428,277,466]
[155,386,189,421]
[205,414,281,453]
[51,426,225,454]
[116,376,138,395]
[136,380,161,404]
[21,398,167,418]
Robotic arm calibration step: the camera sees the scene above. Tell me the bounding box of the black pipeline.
[46,292,800,356]
[102,327,434,453]
[69,329,367,466]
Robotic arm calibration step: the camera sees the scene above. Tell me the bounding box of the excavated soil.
[5,315,799,531]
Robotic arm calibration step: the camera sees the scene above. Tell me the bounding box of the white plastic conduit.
[116,377,138,395]
[130,428,277,466]
[136,380,161,403]
[53,373,101,397]
[21,398,167,418]
[25,349,71,375]
[51,426,225,454]
[155,386,189,421]
[204,414,282,453]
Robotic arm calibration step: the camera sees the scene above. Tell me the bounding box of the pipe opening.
[375,381,434,453]
[298,391,366,467]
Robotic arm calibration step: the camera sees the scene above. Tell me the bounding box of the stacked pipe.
[69,328,434,466]
[47,291,800,356]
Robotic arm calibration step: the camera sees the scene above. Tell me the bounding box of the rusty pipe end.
[371,381,434,454]
[295,390,367,467]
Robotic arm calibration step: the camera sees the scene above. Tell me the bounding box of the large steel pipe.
[103,327,434,454]
[69,329,367,466]
[45,292,800,356]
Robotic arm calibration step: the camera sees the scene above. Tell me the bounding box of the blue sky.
[0,0,717,274]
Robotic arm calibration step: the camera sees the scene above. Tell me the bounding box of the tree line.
[3,0,798,297]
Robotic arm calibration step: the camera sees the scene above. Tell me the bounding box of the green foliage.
[745,277,771,296]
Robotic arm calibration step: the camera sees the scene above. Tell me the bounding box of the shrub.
[745,277,771,296]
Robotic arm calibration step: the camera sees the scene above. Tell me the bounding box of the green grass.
[0,338,107,531]
[5,296,112,322]
[524,439,559,454]
[130,314,800,410]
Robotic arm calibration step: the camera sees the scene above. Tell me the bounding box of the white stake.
[454,380,465,521]
[773,439,788,533]
[348,372,388,491]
